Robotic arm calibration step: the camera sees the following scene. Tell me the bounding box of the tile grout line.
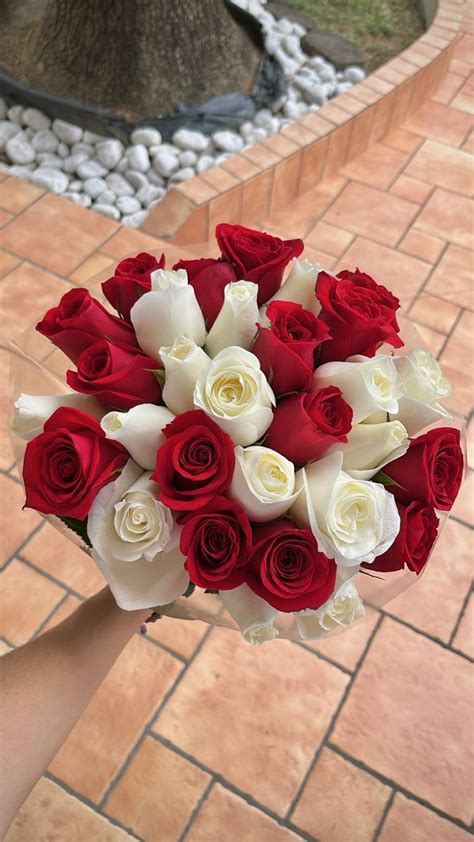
[43,771,144,841]
[177,778,215,842]
[436,305,465,358]
[327,742,474,833]
[377,610,474,663]
[148,732,317,842]
[372,787,397,842]
[285,613,385,822]
[97,623,216,811]
[448,581,473,647]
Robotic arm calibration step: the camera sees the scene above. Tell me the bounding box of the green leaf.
[373,471,405,490]
[58,515,92,548]
[149,368,166,388]
[183,582,196,598]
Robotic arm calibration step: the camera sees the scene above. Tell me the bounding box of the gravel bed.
[0,0,364,226]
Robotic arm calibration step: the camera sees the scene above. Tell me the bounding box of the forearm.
[0,587,148,834]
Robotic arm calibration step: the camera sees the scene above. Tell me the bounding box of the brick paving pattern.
[1,7,473,839]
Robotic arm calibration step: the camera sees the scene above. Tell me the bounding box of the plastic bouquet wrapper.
[9,224,466,647]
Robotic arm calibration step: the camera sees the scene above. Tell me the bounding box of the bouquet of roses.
[11,223,464,645]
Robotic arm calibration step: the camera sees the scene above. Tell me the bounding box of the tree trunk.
[0,0,263,122]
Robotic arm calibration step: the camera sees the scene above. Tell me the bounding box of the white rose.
[101,404,174,470]
[326,420,409,480]
[219,584,279,646]
[194,346,275,446]
[88,459,188,610]
[228,445,300,521]
[296,578,365,640]
[265,257,321,313]
[160,336,211,415]
[290,450,400,567]
[313,354,403,423]
[130,268,206,358]
[12,392,104,441]
[206,281,259,358]
[391,349,452,435]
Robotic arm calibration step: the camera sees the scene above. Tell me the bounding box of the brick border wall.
[140,0,463,245]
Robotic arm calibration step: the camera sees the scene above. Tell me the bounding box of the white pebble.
[8,105,24,124]
[84,176,108,198]
[76,159,108,179]
[5,135,36,164]
[169,166,195,183]
[71,142,94,156]
[131,127,162,147]
[148,170,165,187]
[31,167,69,193]
[96,139,124,169]
[116,195,141,214]
[179,150,198,167]
[212,130,244,153]
[126,143,150,172]
[52,119,83,145]
[116,159,128,173]
[57,142,70,158]
[196,156,214,174]
[23,107,51,131]
[96,189,117,205]
[121,210,149,228]
[125,170,149,191]
[93,203,120,221]
[83,130,106,144]
[36,153,65,168]
[254,109,277,131]
[344,66,365,84]
[63,152,89,174]
[172,128,209,152]
[68,180,83,192]
[105,172,135,196]
[32,130,59,153]
[337,81,353,95]
[136,183,165,207]
[6,165,33,180]
[152,149,179,178]
[0,121,21,150]
[64,192,91,208]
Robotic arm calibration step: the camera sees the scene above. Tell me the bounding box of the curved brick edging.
[140,0,463,245]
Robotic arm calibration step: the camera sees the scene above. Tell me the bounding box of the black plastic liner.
[0,0,286,143]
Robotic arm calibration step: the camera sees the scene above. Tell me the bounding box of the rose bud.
[23,407,127,519]
[363,501,439,575]
[252,300,330,395]
[12,392,104,441]
[219,583,279,646]
[206,281,260,358]
[264,387,352,467]
[100,404,175,470]
[313,355,403,424]
[266,257,321,313]
[245,519,337,612]
[380,426,464,512]
[67,340,163,411]
[216,222,304,305]
[316,269,403,363]
[295,577,365,641]
[180,496,252,590]
[153,409,235,511]
[102,251,165,321]
[159,336,211,416]
[173,257,238,328]
[36,287,137,364]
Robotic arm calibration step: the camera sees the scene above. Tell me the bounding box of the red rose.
[153,410,235,510]
[364,501,439,575]
[23,407,127,519]
[180,496,252,589]
[67,340,163,410]
[102,251,165,321]
[36,288,137,364]
[246,520,336,612]
[172,258,237,327]
[252,300,330,395]
[316,269,403,363]
[264,387,352,467]
[381,427,463,512]
[216,223,304,305]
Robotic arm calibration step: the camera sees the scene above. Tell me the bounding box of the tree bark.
[0,0,263,121]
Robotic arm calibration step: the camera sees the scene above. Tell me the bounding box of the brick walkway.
[1,10,473,841]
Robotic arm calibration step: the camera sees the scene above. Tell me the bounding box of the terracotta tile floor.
[1,15,473,841]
